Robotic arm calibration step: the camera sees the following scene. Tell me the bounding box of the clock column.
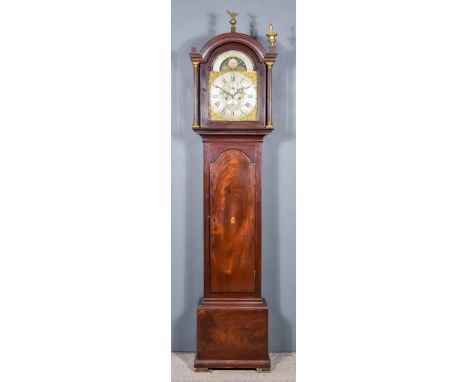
[190,49,202,128]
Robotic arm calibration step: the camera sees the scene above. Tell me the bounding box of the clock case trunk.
[190,32,277,371]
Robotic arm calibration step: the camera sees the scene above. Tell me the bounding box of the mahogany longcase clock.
[189,12,277,371]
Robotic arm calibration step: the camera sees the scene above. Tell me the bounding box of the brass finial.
[227,10,239,32]
[266,23,277,50]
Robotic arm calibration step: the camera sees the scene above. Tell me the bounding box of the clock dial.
[209,71,257,121]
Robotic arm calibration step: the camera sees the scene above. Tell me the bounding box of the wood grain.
[209,149,256,293]
[195,300,270,369]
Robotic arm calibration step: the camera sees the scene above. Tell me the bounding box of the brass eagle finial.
[227,10,239,32]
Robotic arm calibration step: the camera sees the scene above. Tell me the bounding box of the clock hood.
[198,32,267,63]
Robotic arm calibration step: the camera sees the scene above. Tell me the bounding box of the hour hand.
[234,87,245,96]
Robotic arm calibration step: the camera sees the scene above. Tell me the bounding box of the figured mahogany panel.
[196,304,269,362]
[209,149,256,293]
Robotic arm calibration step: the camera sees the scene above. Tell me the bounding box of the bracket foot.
[194,367,210,372]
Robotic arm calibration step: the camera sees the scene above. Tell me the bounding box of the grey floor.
[172,352,296,382]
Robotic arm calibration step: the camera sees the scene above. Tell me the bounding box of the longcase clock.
[189,12,277,371]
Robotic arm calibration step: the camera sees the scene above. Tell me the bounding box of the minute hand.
[213,85,234,97]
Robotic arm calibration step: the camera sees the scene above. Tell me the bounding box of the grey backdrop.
[171,0,295,352]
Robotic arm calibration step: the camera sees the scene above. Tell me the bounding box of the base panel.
[194,298,270,370]
[194,358,271,370]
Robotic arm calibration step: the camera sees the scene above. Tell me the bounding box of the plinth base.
[194,298,270,370]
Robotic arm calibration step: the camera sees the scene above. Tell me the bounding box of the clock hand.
[232,87,246,98]
[213,85,234,97]
[213,85,235,98]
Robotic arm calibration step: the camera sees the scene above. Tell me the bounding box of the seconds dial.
[209,71,257,121]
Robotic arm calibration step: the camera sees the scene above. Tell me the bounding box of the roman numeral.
[214,101,220,107]
[247,95,253,98]
[231,111,234,116]
[221,78,227,83]
[221,108,226,114]
[231,75,235,82]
